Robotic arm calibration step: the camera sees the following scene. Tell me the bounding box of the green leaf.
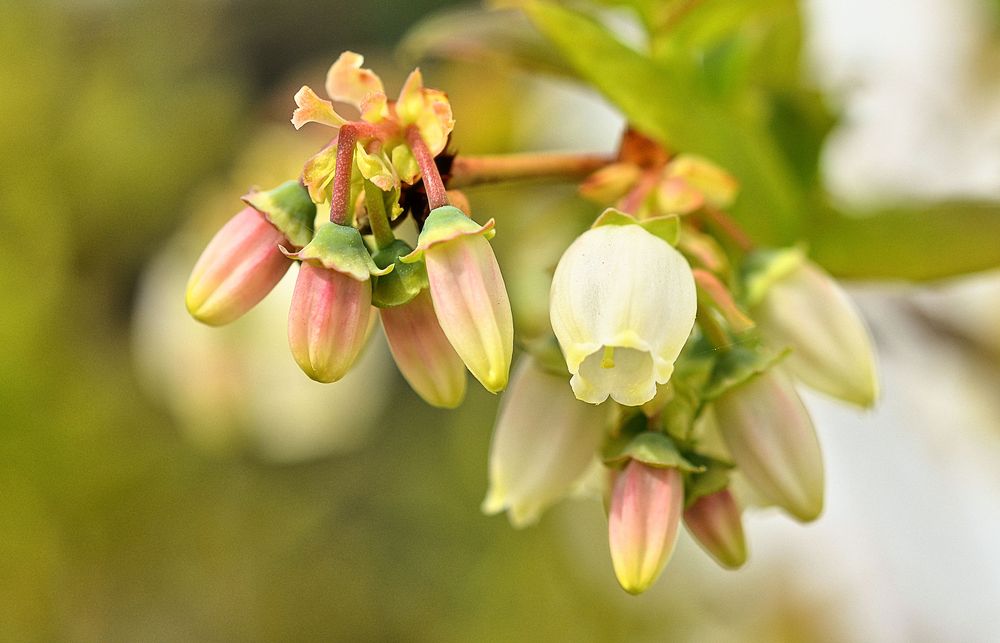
[808,201,1000,281]
[603,431,704,472]
[522,0,806,245]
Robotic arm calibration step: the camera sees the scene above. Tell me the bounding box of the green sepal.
[702,345,789,402]
[283,222,391,282]
[591,207,637,228]
[683,457,734,508]
[242,180,316,248]
[741,246,806,307]
[591,208,680,245]
[603,425,704,473]
[371,240,429,307]
[659,354,715,443]
[401,206,496,262]
[641,215,681,245]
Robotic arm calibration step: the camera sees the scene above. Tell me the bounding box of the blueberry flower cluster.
[185,56,878,595]
[186,53,513,408]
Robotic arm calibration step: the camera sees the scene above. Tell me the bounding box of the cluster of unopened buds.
[186,52,879,595]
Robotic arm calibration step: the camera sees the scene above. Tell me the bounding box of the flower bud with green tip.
[482,356,606,527]
[683,488,747,569]
[713,368,824,522]
[284,222,391,383]
[746,249,878,408]
[549,209,697,406]
[403,206,513,393]
[608,459,684,594]
[186,181,315,326]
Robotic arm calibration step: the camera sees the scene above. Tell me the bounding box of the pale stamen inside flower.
[574,346,655,406]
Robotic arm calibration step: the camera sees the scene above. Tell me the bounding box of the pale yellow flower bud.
[482,357,606,527]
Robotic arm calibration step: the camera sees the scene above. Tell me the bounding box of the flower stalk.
[330,124,361,225]
[406,126,449,209]
[363,180,395,249]
[448,152,614,188]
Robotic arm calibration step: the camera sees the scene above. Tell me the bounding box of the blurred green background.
[4,0,1000,641]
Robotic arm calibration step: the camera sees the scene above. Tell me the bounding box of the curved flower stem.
[363,180,395,249]
[406,127,449,210]
[449,153,614,188]
[330,125,359,225]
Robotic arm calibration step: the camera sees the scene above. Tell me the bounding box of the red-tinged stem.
[406,127,449,210]
[330,124,359,225]
[448,153,614,187]
[328,122,382,225]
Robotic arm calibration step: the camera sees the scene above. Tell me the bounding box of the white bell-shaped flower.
[550,220,697,406]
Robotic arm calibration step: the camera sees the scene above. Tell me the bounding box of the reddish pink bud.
[608,460,684,594]
[379,290,466,408]
[186,206,292,326]
[683,489,748,569]
[288,261,373,383]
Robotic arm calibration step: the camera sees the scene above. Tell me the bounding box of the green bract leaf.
[702,345,788,401]
[283,222,391,281]
[242,180,316,249]
[603,430,704,472]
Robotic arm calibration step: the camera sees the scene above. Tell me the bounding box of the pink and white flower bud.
[186,206,291,326]
[288,261,373,383]
[405,206,513,393]
[713,368,824,522]
[379,290,467,409]
[608,460,684,594]
[482,357,606,527]
[683,488,747,569]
